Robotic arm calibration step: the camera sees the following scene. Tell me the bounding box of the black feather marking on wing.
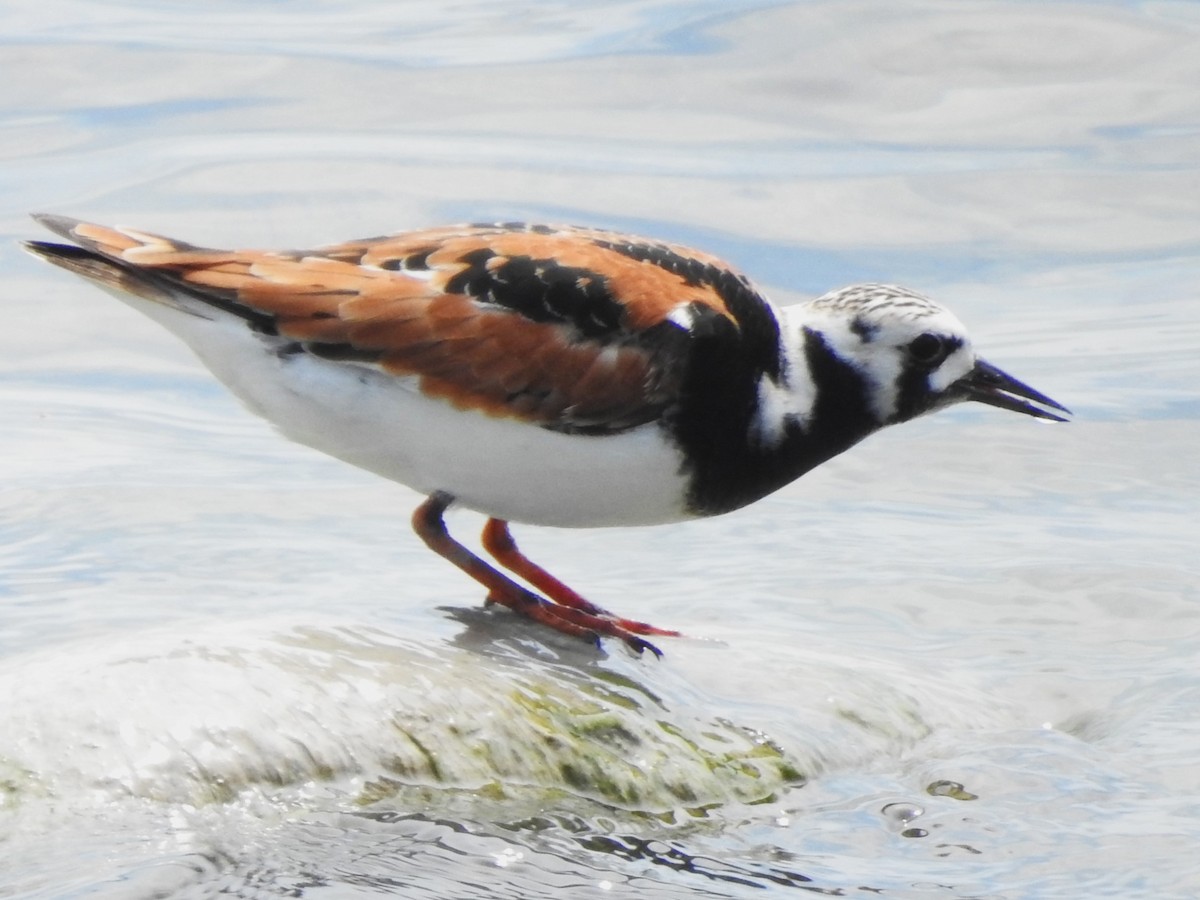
[591,239,782,381]
[378,249,433,272]
[303,342,384,364]
[442,249,628,340]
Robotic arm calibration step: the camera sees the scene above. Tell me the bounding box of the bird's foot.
[485,587,668,657]
[478,517,678,650]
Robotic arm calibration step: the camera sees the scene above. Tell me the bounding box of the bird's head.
[800,284,1070,426]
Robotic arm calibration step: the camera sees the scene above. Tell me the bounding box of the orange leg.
[481,518,679,638]
[411,493,667,656]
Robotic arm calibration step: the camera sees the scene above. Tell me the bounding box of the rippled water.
[3,1,1199,897]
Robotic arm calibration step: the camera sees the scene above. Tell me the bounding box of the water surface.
[2,1,1199,897]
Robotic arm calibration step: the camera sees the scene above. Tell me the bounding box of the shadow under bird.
[24,215,1070,655]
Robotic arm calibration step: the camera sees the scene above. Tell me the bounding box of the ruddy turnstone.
[25,215,1069,655]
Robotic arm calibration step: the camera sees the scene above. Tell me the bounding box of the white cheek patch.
[753,372,814,446]
[929,347,975,393]
[751,333,817,447]
[865,346,905,422]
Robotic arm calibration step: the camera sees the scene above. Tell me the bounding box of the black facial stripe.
[895,364,928,423]
[801,327,876,437]
[673,327,878,517]
[850,315,879,342]
[894,335,964,421]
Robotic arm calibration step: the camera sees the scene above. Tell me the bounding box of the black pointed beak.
[957,359,1072,423]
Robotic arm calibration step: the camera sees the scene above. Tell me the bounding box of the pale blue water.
[2,1,1199,897]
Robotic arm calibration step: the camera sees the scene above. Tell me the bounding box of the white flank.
[107,289,693,528]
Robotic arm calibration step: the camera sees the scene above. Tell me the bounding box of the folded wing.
[27,216,751,433]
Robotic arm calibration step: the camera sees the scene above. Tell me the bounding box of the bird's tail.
[21,214,272,332]
[22,213,221,313]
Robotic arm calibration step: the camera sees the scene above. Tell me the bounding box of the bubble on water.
[881,801,923,827]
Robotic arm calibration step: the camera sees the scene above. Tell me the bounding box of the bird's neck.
[674,305,882,517]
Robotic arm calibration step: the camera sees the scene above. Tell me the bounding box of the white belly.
[148,301,692,528]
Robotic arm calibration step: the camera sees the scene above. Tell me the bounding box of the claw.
[624,635,664,658]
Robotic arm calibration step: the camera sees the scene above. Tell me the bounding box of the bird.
[24,215,1070,656]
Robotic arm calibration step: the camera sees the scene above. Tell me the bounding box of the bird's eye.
[908,332,948,367]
